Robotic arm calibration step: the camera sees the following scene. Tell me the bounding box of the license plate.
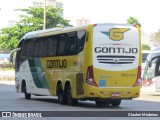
[111,92,120,97]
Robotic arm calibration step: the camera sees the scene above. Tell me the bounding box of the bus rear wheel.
[57,83,67,104]
[110,99,121,107]
[66,84,78,106]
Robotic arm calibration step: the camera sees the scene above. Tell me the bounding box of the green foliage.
[127,16,141,27]
[0,6,71,50]
[0,26,19,51]
[142,44,150,50]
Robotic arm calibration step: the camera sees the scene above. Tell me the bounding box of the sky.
[0,0,160,35]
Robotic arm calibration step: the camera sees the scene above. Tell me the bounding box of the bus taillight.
[86,66,98,87]
[134,66,142,87]
[93,24,97,27]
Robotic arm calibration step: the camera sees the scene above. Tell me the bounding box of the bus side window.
[57,34,66,56]
[66,32,77,55]
[38,39,43,57]
[47,36,58,57]
[43,38,48,57]
[33,39,39,58]
[21,41,27,59]
[47,37,54,56]
[53,37,58,56]
[70,35,77,54]
[21,40,31,60]
[39,38,48,57]
[26,41,31,58]
[77,30,86,53]
[30,41,35,58]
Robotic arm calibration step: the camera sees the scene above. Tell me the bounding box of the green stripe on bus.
[34,58,49,89]
[28,59,43,88]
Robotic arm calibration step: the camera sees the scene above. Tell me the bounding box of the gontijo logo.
[101,28,130,41]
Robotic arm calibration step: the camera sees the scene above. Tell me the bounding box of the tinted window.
[29,41,34,57]
[21,29,86,58]
[66,30,86,55]
[33,40,39,57]
[47,36,58,56]
[39,39,45,57]
[57,34,66,56]
[22,40,32,59]
[66,32,77,55]
[77,30,86,53]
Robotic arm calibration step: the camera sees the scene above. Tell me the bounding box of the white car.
[0,58,10,65]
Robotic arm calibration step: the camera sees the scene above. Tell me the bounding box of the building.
[33,0,63,17]
[77,18,90,26]
[141,32,150,46]
[0,0,64,29]
[56,2,63,17]
[33,0,56,8]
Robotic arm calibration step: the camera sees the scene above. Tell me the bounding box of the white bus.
[142,48,160,93]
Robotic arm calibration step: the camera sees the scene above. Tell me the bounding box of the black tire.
[57,84,67,104]
[95,100,110,106]
[66,84,78,106]
[22,82,31,99]
[25,91,31,99]
[110,99,121,107]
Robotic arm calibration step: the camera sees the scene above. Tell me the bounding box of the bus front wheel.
[66,84,78,106]
[22,81,31,99]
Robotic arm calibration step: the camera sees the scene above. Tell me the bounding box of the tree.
[142,44,150,50]
[0,6,72,50]
[127,16,141,27]
[0,26,20,51]
[17,6,71,30]
[155,31,160,43]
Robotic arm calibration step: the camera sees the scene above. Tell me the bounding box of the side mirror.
[9,48,21,64]
[148,60,152,68]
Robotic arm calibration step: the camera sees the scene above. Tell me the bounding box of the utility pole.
[43,0,46,30]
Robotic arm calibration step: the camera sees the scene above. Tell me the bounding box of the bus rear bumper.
[84,85,141,99]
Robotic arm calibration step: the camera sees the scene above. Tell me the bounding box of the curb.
[0,81,15,85]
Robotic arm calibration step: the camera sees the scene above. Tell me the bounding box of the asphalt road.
[0,81,160,120]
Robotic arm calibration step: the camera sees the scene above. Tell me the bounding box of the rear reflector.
[133,66,141,86]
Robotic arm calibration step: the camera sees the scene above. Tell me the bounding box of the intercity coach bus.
[12,23,141,106]
[142,48,160,93]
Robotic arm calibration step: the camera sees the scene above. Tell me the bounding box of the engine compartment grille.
[97,55,135,64]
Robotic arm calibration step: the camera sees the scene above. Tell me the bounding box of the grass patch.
[0,64,15,71]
